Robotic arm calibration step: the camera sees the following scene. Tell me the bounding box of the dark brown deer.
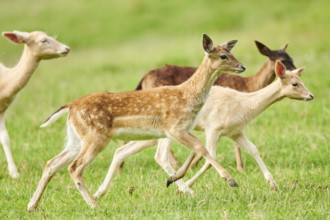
[135,41,296,171]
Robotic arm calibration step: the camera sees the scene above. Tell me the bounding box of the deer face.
[202,34,246,74]
[275,60,314,101]
[255,40,296,71]
[2,31,70,60]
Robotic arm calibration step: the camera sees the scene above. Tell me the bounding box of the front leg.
[234,132,278,190]
[154,138,194,195]
[94,140,157,199]
[185,129,221,188]
[167,131,237,187]
[0,113,19,178]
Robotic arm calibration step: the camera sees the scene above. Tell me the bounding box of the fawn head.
[2,31,70,60]
[275,60,313,101]
[202,34,245,73]
[255,40,296,71]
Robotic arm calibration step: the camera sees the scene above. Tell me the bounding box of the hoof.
[166,177,174,187]
[89,200,98,209]
[270,183,279,191]
[27,204,37,212]
[9,168,19,179]
[177,187,194,196]
[228,179,239,187]
[237,166,244,173]
[10,172,20,179]
[91,203,98,209]
[267,178,279,191]
[93,195,99,200]
[93,191,102,200]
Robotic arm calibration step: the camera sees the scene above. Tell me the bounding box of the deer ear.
[255,40,272,57]
[281,43,288,51]
[275,60,286,79]
[222,39,237,52]
[202,34,213,54]
[2,31,28,44]
[293,67,305,76]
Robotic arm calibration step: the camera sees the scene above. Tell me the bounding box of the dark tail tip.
[135,78,143,91]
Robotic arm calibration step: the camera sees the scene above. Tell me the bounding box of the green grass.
[0,0,329,219]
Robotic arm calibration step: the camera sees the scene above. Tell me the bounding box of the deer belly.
[112,127,165,140]
[112,115,165,140]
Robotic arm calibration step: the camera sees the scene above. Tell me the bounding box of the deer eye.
[292,83,298,87]
[220,55,228,60]
[41,38,48,43]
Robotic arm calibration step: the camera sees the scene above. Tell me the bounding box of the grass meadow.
[0,0,329,219]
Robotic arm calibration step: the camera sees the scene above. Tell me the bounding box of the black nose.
[309,94,314,100]
[240,64,246,72]
[61,47,70,55]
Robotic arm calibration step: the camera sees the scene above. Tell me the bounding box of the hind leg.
[94,140,156,199]
[28,122,82,212]
[234,143,244,172]
[234,133,278,190]
[68,134,110,208]
[28,148,79,212]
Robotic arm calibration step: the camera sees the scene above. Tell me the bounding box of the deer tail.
[40,105,69,128]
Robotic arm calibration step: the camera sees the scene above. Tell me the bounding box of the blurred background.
[1,0,329,93]
[1,0,328,152]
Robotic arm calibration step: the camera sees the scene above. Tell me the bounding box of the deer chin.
[58,51,70,57]
[59,48,70,56]
[222,67,245,74]
[304,96,314,101]
[289,96,313,101]
[234,70,243,74]
[233,68,245,74]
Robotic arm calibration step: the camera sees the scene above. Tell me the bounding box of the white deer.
[94,60,313,196]
[27,34,245,211]
[0,31,70,178]
[179,60,313,190]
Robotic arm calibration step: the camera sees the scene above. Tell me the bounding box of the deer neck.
[180,56,220,106]
[5,45,39,96]
[244,79,284,120]
[248,60,276,91]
